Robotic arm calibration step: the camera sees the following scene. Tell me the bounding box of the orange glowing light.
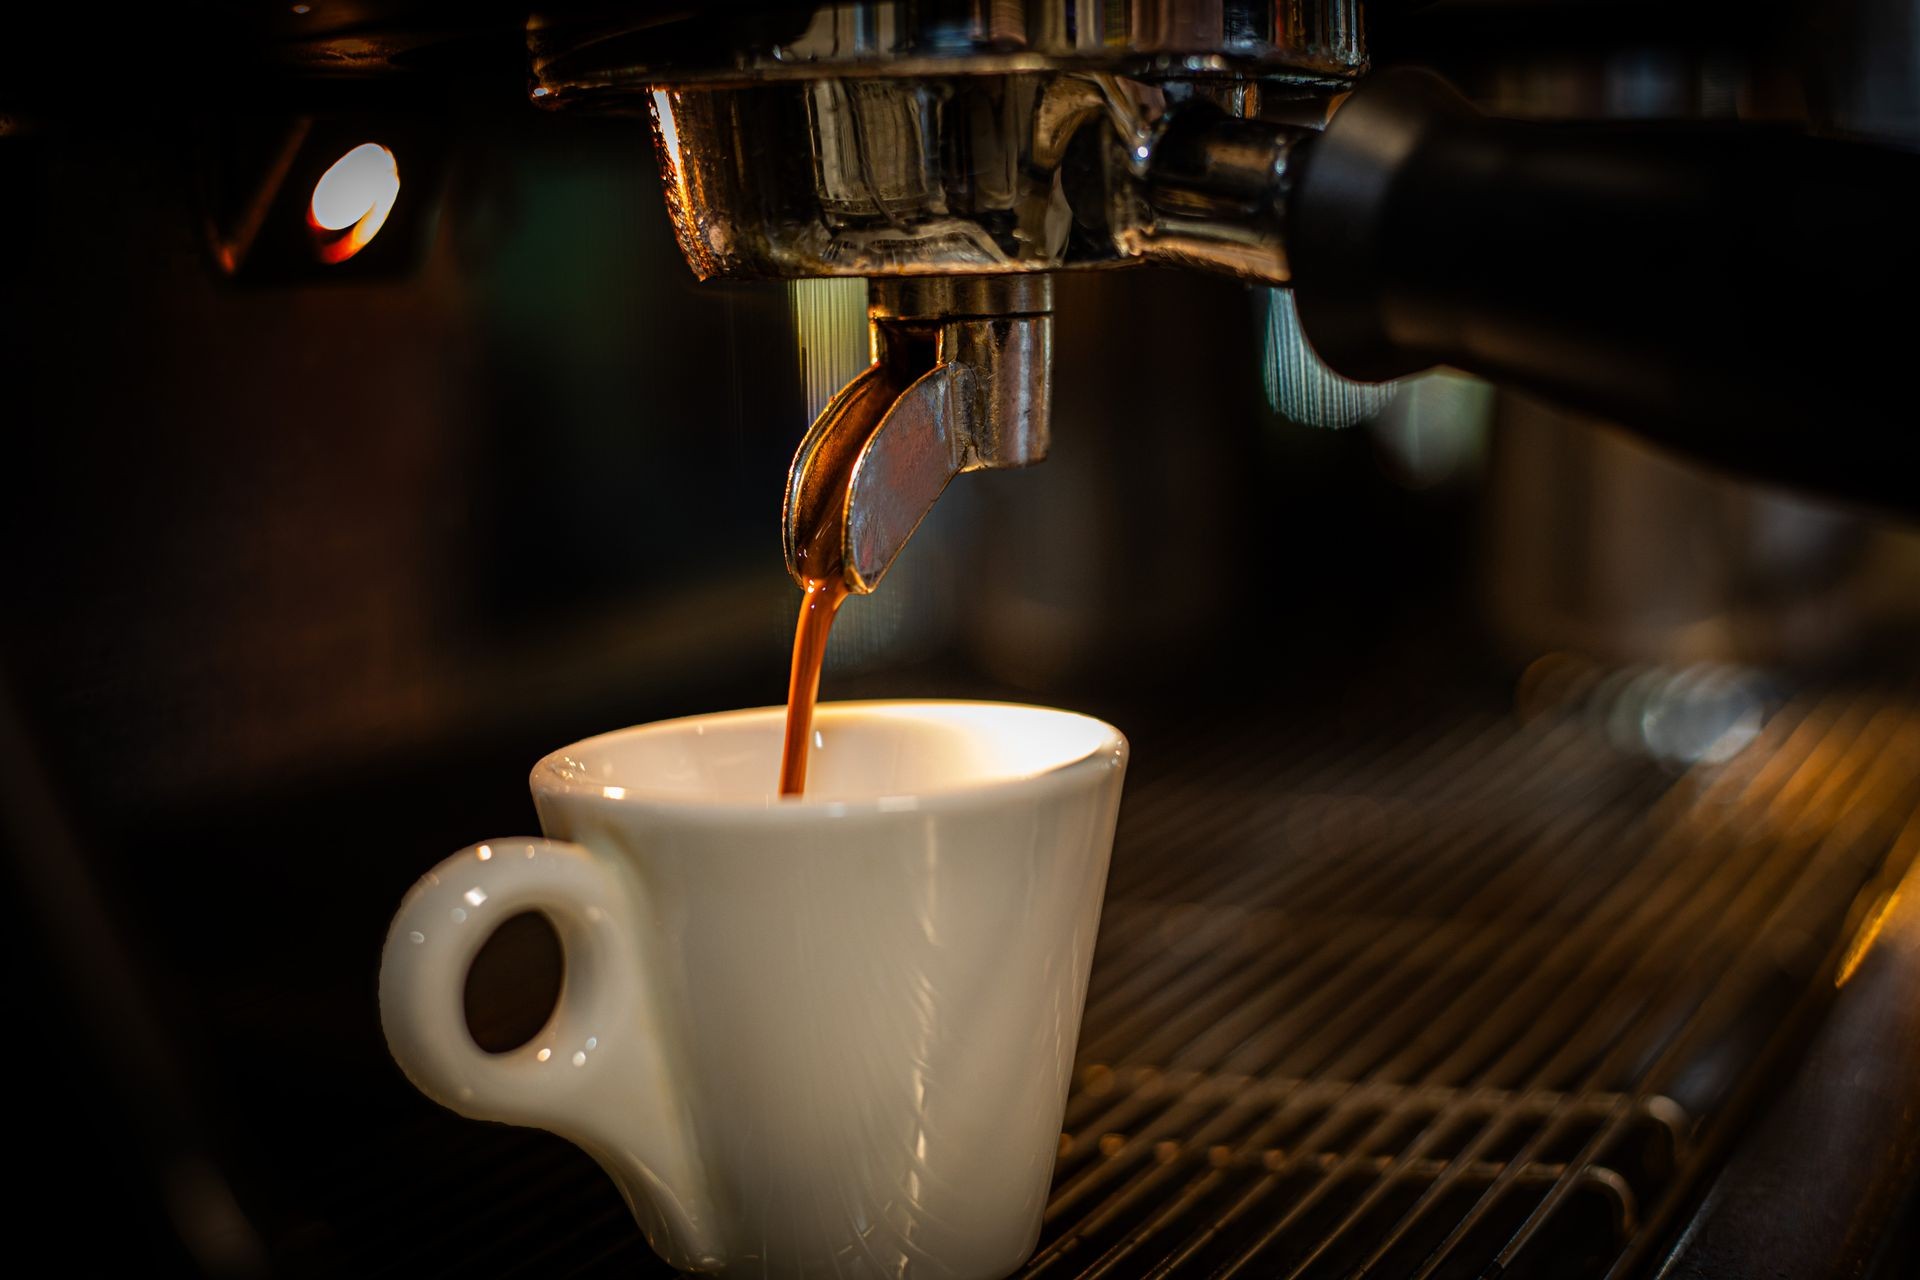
[308,142,400,264]
[1835,886,1903,987]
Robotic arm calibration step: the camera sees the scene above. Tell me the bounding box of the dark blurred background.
[4,2,1919,1274]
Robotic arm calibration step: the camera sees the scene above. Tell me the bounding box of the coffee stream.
[779,575,848,796]
[777,415,863,795]
[779,340,932,795]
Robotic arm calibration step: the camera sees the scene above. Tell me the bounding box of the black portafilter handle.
[1285,70,1920,512]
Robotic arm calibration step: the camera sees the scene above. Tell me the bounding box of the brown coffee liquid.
[777,399,865,796]
[777,349,927,795]
[778,574,849,796]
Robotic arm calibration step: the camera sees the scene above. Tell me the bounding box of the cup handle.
[378,838,718,1267]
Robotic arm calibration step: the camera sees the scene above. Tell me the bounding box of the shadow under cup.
[381,701,1128,1280]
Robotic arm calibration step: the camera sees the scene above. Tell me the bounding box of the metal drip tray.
[1041,686,1920,1280]
[306,681,1920,1278]
[1038,1072,1683,1278]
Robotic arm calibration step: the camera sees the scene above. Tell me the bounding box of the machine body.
[541,0,1359,589]
[534,0,1920,587]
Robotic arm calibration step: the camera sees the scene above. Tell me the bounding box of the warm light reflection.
[649,89,707,274]
[308,142,400,264]
[1835,887,1902,987]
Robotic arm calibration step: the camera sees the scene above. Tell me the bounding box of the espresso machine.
[518,0,1920,592]
[5,3,1920,1278]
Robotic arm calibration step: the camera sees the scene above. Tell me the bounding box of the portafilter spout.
[784,276,1051,593]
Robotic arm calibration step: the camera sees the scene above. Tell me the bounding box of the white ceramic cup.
[378,700,1128,1280]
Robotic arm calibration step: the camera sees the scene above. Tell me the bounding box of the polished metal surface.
[1654,804,1920,1279]
[530,2,1367,94]
[784,276,1053,592]
[868,273,1053,319]
[1115,105,1306,281]
[1038,676,1920,1279]
[587,2,1348,281]
[646,76,1313,281]
[592,3,1349,569]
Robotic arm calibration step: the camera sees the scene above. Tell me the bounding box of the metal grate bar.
[1479,709,1920,1276]
[1094,713,1504,926]
[1105,702,1820,1280]
[1032,720,1661,1274]
[1080,715,1618,1075]
[1335,700,1908,1280]
[1071,716,1537,1081]
[1031,685,1920,1280]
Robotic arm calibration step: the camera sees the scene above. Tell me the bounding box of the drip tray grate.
[1037,681,1920,1280]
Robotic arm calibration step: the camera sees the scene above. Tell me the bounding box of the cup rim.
[530,699,1128,822]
